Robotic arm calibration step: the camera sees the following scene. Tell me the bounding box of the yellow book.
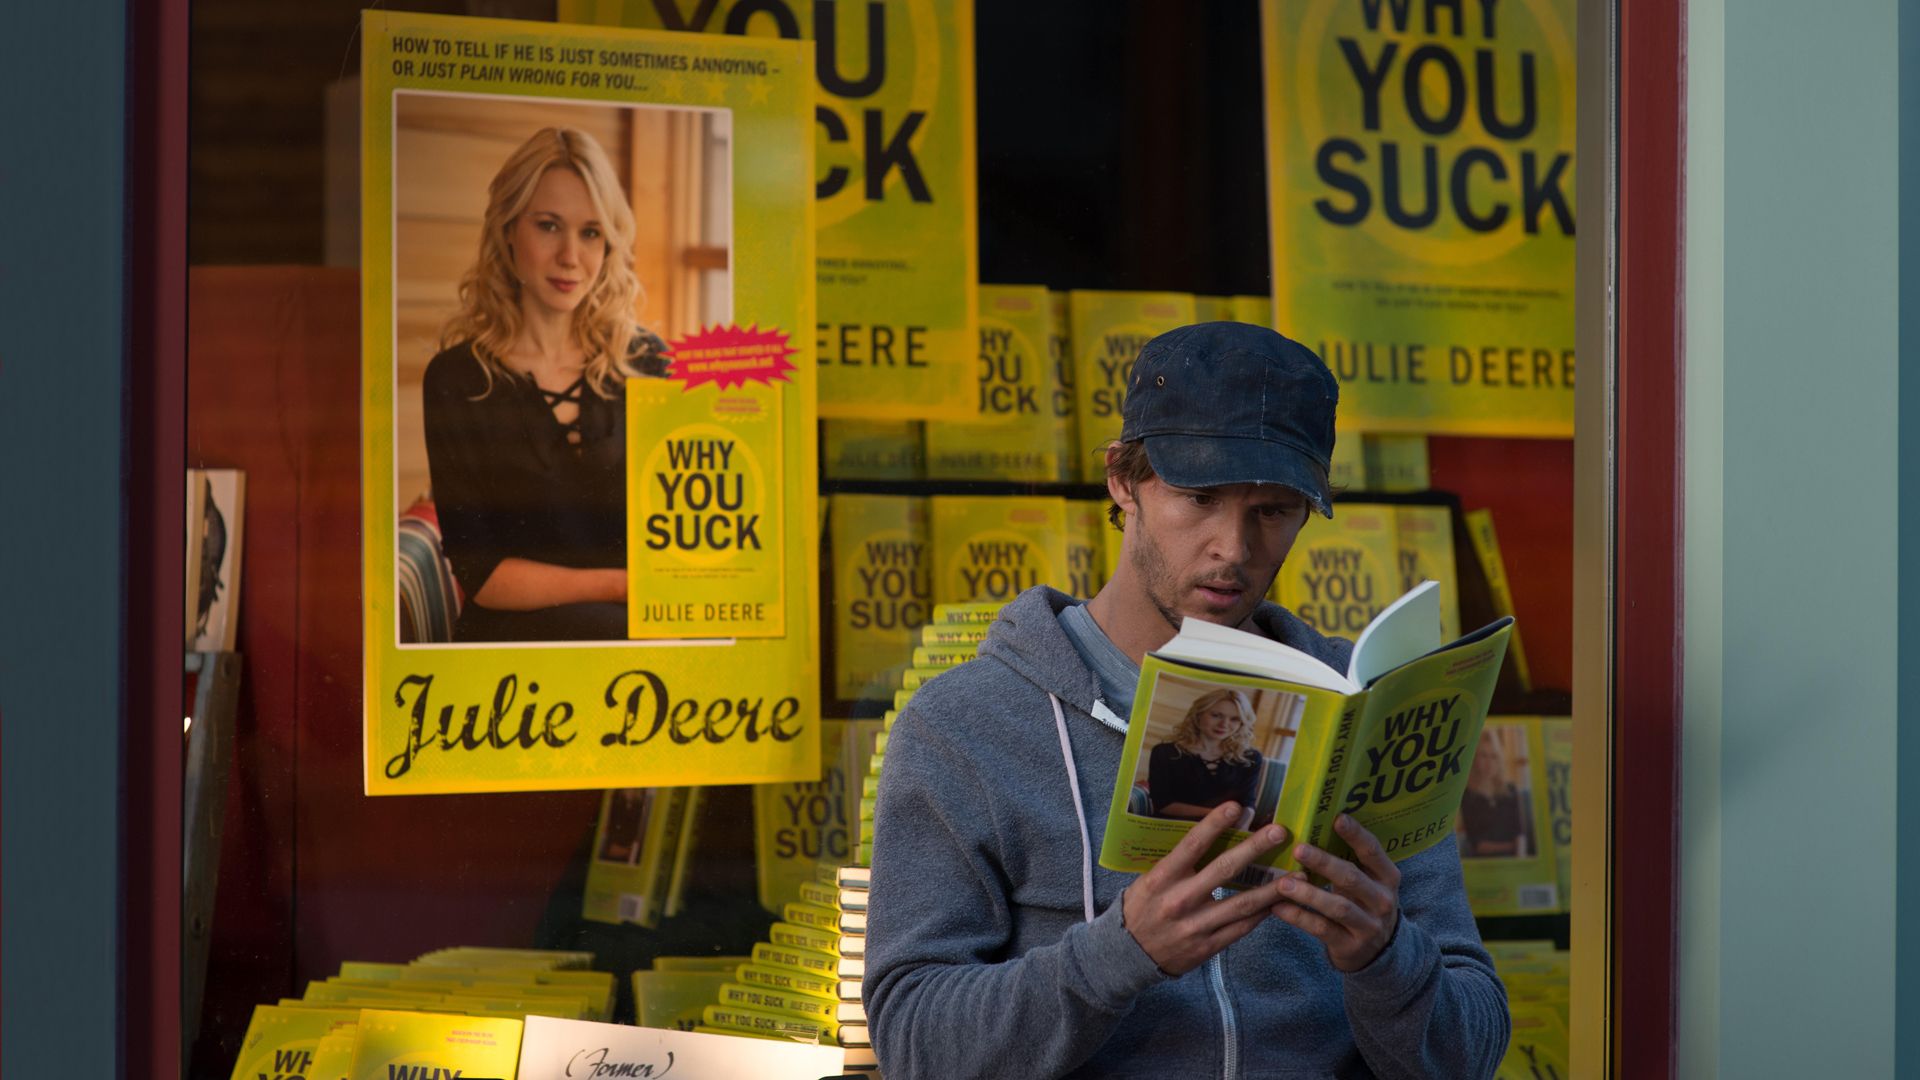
[309,1028,357,1080]
[1458,718,1562,915]
[1278,503,1401,637]
[1194,295,1237,323]
[346,1009,521,1080]
[911,645,975,670]
[823,419,925,480]
[583,787,689,927]
[771,920,841,957]
[578,0,979,422]
[372,967,612,1023]
[899,666,949,691]
[736,962,840,1003]
[798,880,840,910]
[415,947,593,971]
[701,1004,830,1043]
[830,494,932,701]
[226,1005,358,1080]
[753,718,883,912]
[1543,717,1573,909]
[931,601,1003,624]
[752,941,839,978]
[627,379,785,639]
[719,982,837,1024]
[1365,435,1431,492]
[632,969,731,1032]
[1485,939,1559,964]
[1395,505,1461,642]
[1100,583,1512,879]
[1048,290,1079,482]
[1231,295,1274,326]
[1066,500,1110,600]
[650,955,750,973]
[664,786,703,920]
[919,622,990,647]
[1328,433,1369,493]
[930,496,1069,605]
[1495,1004,1573,1080]
[783,901,842,932]
[1068,291,1198,480]
[926,284,1061,481]
[1464,509,1534,691]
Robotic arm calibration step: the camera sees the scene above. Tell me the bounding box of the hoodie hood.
[977,585,1356,717]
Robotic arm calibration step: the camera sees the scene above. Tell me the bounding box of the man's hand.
[1272,814,1403,972]
[1120,802,1293,977]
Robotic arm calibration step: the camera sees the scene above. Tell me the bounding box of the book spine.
[737,963,838,1001]
[1282,697,1366,875]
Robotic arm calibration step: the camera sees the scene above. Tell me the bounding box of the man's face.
[1118,474,1311,632]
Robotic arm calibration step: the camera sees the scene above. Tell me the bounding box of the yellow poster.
[361,12,819,793]
[930,496,1068,605]
[829,494,931,701]
[569,0,979,420]
[1262,0,1576,435]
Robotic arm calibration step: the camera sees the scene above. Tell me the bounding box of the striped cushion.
[397,501,462,643]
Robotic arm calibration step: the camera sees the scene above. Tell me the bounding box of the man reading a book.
[866,322,1508,1078]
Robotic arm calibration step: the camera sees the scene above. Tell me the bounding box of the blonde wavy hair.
[440,126,642,398]
[1171,688,1257,765]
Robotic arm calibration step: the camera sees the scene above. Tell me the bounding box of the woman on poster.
[423,126,668,643]
[1147,688,1264,821]
[1457,730,1533,857]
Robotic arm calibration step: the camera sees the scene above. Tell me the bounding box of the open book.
[1098,581,1513,882]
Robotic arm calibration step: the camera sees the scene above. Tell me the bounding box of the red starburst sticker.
[663,324,799,391]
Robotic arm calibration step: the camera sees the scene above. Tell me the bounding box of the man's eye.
[1184,491,1216,507]
[1260,504,1301,520]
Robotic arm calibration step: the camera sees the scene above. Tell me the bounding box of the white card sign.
[516,1016,846,1079]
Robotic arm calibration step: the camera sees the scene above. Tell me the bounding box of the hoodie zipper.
[1208,888,1239,1080]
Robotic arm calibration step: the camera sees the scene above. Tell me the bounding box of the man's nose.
[1204,512,1256,563]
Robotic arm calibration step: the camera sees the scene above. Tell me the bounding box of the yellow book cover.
[1194,295,1236,323]
[346,1009,521,1080]
[359,12,819,794]
[1395,505,1461,642]
[1543,716,1573,909]
[753,718,881,912]
[1100,585,1511,879]
[782,901,840,932]
[822,419,924,480]
[1066,499,1109,601]
[582,787,685,926]
[736,962,838,1003]
[1048,290,1078,482]
[830,495,931,701]
[770,921,840,956]
[227,1005,359,1080]
[1328,433,1368,493]
[1231,295,1274,326]
[650,955,749,973]
[930,496,1069,605]
[1365,434,1431,492]
[1260,0,1576,436]
[310,1029,358,1080]
[632,969,731,1032]
[1495,1005,1573,1080]
[1068,291,1197,480]
[1464,509,1534,691]
[369,967,613,1023]
[925,284,1061,481]
[627,378,784,639]
[571,0,980,421]
[798,880,839,909]
[1277,503,1400,637]
[1458,718,1561,914]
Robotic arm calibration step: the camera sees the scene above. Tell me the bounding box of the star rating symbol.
[658,73,686,99]
[744,79,771,105]
[703,77,729,102]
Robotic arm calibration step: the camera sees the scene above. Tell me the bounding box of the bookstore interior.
[161,1,1652,1077]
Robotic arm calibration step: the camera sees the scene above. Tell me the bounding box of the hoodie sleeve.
[863,712,1166,1080]
[1339,836,1511,1080]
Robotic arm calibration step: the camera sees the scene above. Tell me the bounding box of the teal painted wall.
[0,0,128,1071]
[1682,0,1901,1075]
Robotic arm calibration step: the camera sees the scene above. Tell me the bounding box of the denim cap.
[1119,321,1339,517]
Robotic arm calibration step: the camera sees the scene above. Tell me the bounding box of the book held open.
[1098,581,1513,883]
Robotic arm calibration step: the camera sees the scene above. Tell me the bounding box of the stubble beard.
[1128,501,1256,633]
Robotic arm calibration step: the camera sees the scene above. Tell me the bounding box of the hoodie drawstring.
[1048,693,1096,925]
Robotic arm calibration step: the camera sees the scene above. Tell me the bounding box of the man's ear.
[1103,443,1137,515]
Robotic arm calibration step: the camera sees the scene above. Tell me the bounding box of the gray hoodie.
[865,586,1509,1079]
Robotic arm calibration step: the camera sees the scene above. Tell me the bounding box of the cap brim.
[1143,434,1334,518]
